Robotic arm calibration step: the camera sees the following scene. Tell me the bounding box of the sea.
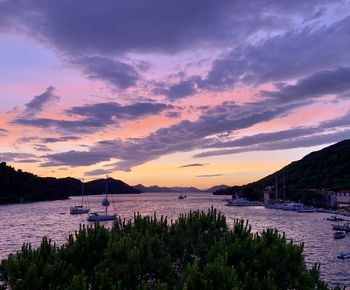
[0,192,349,288]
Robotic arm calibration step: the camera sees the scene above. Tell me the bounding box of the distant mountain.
[0,162,140,204]
[206,185,230,192]
[214,140,350,203]
[133,184,178,192]
[85,178,139,195]
[133,184,204,193]
[169,186,204,193]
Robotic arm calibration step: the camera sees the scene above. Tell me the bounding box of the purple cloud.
[0,152,37,163]
[13,101,173,134]
[43,100,304,170]
[84,169,113,177]
[73,55,140,89]
[194,111,350,158]
[197,174,223,178]
[261,67,350,103]
[0,129,7,136]
[180,163,209,168]
[23,86,59,117]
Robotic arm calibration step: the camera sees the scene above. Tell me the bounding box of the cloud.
[33,144,52,152]
[13,101,173,134]
[179,163,208,168]
[44,150,113,167]
[261,67,350,103]
[0,128,7,136]
[1,1,323,55]
[15,159,39,163]
[165,111,181,118]
[0,152,37,163]
[181,16,350,93]
[159,19,350,100]
[197,174,223,178]
[196,130,350,158]
[194,111,350,158]
[160,80,197,101]
[23,87,59,117]
[43,100,304,169]
[0,0,337,88]
[41,136,80,143]
[84,169,113,176]
[73,55,140,89]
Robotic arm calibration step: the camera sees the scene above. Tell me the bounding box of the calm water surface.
[0,192,349,287]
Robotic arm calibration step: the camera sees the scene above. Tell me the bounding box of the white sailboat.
[87,176,116,222]
[70,179,90,215]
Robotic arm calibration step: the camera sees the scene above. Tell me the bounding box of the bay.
[0,192,349,288]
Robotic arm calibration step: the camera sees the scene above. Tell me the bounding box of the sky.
[1,0,350,189]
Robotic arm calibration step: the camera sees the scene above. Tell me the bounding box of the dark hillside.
[215,140,350,201]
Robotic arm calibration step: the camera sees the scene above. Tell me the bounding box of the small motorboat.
[178,195,186,200]
[327,215,345,222]
[227,198,262,206]
[337,252,350,259]
[297,208,315,213]
[334,231,346,239]
[332,223,350,232]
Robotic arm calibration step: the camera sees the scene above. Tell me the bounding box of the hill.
[85,178,139,195]
[214,140,350,202]
[0,162,79,204]
[133,184,204,193]
[206,184,230,192]
[133,184,178,193]
[0,162,140,204]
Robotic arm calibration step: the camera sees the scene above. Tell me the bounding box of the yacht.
[332,222,350,232]
[70,179,90,215]
[226,198,262,206]
[87,177,116,222]
[266,202,305,211]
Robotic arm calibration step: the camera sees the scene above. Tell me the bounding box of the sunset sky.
[1,1,350,188]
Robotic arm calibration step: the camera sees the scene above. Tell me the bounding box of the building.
[335,191,350,204]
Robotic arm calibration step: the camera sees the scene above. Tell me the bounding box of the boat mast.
[105,175,109,215]
[275,175,278,201]
[283,174,286,201]
[81,178,84,206]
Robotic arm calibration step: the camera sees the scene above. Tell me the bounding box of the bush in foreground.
[0,208,342,289]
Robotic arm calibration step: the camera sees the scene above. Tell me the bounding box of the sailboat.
[87,176,117,222]
[70,179,90,215]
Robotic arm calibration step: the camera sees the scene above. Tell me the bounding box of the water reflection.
[0,192,349,287]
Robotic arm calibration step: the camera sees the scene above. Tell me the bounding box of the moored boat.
[332,222,350,232]
[70,179,90,215]
[266,202,305,211]
[297,208,315,213]
[327,215,345,222]
[334,231,346,239]
[87,176,117,222]
[226,198,262,206]
[337,252,350,259]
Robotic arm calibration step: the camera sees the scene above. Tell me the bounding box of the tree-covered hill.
[0,162,79,204]
[85,178,139,194]
[214,139,350,201]
[0,163,139,204]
